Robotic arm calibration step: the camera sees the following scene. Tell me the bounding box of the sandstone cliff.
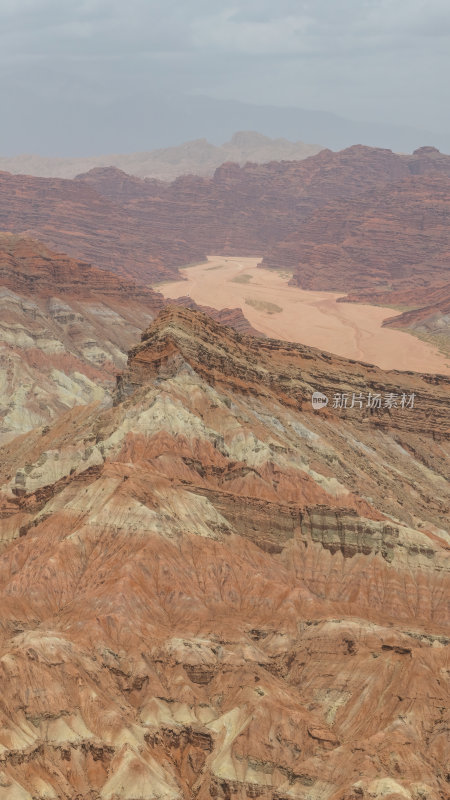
[0,307,448,799]
[262,173,450,296]
[0,170,204,283]
[2,145,450,293]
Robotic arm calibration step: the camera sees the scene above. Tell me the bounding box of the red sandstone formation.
[0,307,448,799]
[2,145,450,293]
[0,233,165,442]
[171,295,265,337]
[262,173,450,296]
[0,232,166,303]
[0,170,204,283]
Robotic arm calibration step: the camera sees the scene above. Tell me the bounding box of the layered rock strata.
[0,307,448,799]
[382,284,450,357]
[2,145,450,294]
[262,174,450,296]
[0,235,262,442]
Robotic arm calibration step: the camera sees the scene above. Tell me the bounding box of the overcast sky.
[1,0,449,154]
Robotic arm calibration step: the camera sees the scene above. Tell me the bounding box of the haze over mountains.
[0,132,323,181]
[1,1,449,797]
[2,144,450,290]
[1,89,447,157]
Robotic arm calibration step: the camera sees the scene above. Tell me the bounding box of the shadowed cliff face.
[0,307,448,800]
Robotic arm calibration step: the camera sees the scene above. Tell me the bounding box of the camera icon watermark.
[311,391,329,410]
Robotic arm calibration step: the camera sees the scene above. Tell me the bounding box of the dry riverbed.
[156,256,450,374]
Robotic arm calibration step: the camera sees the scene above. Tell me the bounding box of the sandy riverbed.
[156,256,450,374]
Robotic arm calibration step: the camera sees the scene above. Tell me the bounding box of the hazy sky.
[1,0,449,154]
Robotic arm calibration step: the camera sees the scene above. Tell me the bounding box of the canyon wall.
[1,145,449,295]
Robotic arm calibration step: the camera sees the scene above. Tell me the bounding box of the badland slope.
[0,235,261,442]
[0,307,448,799]
[0,233,164,443]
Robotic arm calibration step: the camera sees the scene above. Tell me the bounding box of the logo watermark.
[311,391,416,410]
[311,391,329,410]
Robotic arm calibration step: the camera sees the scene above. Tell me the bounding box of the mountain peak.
[413,145,441,156]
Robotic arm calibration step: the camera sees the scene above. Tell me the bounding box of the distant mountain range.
[1,89,448,157]
[2,143,449,295]
[0,131,323,180]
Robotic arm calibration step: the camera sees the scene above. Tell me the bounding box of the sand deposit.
[157,256,450,374]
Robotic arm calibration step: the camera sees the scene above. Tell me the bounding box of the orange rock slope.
[0,307,448,800]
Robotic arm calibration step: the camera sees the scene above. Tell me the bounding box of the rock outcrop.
[170,296,265,338]
[0,307,448,799]
[0,170,204,283]
[0,233,165,443]
[382,283,450,357]
[0,235,262,442]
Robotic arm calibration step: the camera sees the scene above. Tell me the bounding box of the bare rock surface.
[0,307,448,799]
[262,173,450,297]
[381,283,450,358]
[0,235,262,443]
[0,234,164,443]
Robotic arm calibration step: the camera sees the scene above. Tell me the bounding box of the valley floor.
[157,256,450,374]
